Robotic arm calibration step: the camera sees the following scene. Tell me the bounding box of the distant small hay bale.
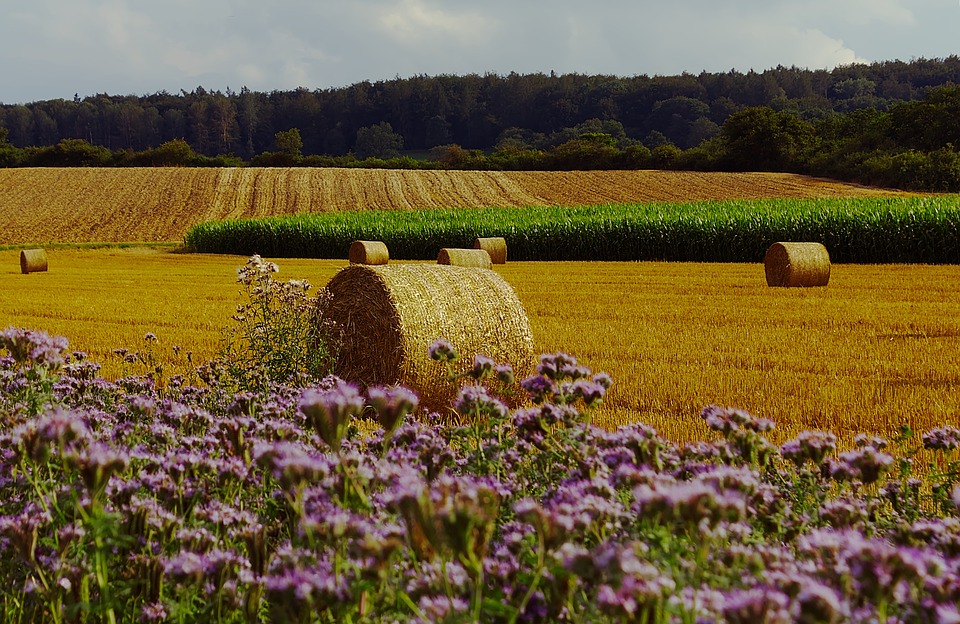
[349,240,389,265]
[764,242,830,287]
[20,249,48,274]
[319,264,534,408]
[437,248,492,269]
[473,237,507,264]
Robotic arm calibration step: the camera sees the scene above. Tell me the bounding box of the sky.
[1,0,959,104]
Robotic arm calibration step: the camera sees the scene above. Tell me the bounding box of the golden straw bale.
[349,240,389,265]
[20,249,48,274]
[764,242,831,287]
[473,237,508,264]
[437,248,492,269]
[319,264,534,408]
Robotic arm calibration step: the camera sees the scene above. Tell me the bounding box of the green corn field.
[183,195,960,263]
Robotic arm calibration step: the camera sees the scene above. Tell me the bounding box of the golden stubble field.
[0,167,908,245]
[2,247,958,446]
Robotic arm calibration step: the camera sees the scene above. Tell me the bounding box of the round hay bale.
[437,248,492,269]
[320,264,534,408]
[20,249,48,274]
[349,240,389,265]
[764,242,830,287]
[473,237,507,264]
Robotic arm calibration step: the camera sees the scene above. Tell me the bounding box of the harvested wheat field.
[0,167,909,245]
[2,248,958,446]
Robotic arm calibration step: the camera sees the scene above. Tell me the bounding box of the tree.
[354,122,403,159]
[149,139,197,166]
[0,121,24,167]
[549,133,620,170]
[29,138,112,166]
[718,107,816,171]
[275,128,303,160]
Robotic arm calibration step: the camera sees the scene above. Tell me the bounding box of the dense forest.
[2,57,960,191]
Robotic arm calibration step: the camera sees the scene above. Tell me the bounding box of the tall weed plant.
[205,255,339,391]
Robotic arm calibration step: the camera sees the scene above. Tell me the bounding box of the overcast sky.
[2,0,958,104]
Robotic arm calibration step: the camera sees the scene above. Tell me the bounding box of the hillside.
[0,167,907,245]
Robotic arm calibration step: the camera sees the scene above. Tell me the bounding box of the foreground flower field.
[2,324,960,623]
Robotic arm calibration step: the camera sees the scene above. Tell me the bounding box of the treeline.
[1,57,960,191]
[4,57,960,155]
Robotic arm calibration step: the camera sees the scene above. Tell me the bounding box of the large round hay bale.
[320,264,534,408]
[349,240,389,265]
[764,242,830,287]
[437,248,492,269]
[474,237,507,264]
[20,249,48,274]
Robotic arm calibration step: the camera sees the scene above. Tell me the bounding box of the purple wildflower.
[298,381,364,450]
[571,378,606,406]
[792,581,847,624]
[536,352,579,381]
[922,426,960,451]
[520,374,555,403]
[367,385,418,432]
[467,354,496,380]
[721,587,792,624]
[454,384,508,420]
[633,480,747,529]
[826,446,894,485]
[853,433,888,450]
[416,595,470,623]
[427,339,457,362]
[494,363,515,385]
[64,441,129,495]
[264,561,349,616]
[819,496,870,529]
[139,602,168,623]
[701,405,775,434]
[0,327,69,369]
[780,430,837,467]
[592,371,613,390]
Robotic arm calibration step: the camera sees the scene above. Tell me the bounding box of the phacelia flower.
[427,339,457,362]
[780,430,837,467]
[299,381,364,450]
[922,426,960,451]
[367,385,418,433]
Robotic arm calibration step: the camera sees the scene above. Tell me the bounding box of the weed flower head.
[826,446,895,485]
[0,326,69,370]
[780,430,837,467]
[427,338,457,362]
[299,381,364,450]
[922,426,960,451]
[367,385,418,432]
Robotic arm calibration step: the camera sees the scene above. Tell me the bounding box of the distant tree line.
[1,57,960,191]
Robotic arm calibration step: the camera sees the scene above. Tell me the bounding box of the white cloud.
[375,0,493,44]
